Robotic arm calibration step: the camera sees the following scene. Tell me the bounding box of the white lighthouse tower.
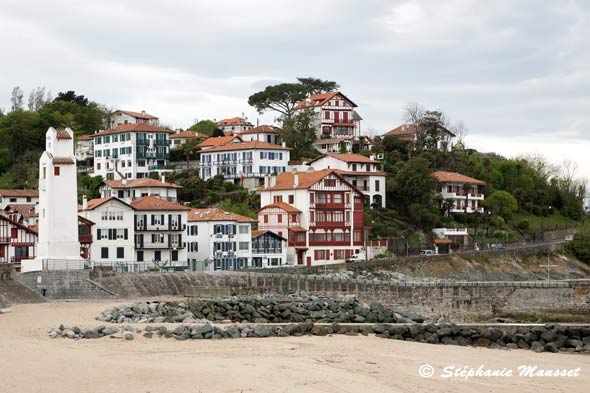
[22,127,83,272]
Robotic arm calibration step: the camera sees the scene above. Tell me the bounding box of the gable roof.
[91,123,173,137]
[258,169,359,192]
[216,117,251,126]
[117,110,158,120]
[258,202,301,213]
[0,189,39,198]
[55,129,73,140]
[432,171,486,185]
[130,196,190,211]
[103,178,182,189]
[384,123,456,138]
[187,208,256,223]
[202,141,290,153]
[81,196,135,211]
[294,91,358,110]
[0,214,38,235]
[169,130,209,140]
[307,152,376,165]
[252,229,287,241]
[77,134,92,141]
[197,135,242,148]
[4,204,37,218]
[241,125,280,135]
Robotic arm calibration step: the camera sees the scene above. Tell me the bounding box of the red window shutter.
[314,250,318,260]
[264,215,268,223]
[324,111,330,120]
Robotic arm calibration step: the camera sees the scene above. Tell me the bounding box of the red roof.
[169,130,209,140]
[55,129,73,140]
[77,134,92,141]
[432,171,486,185]
[197,135,242,148]
[384,124,456,138]
[130,196,190,211]
[4,204,37,218]
[258,202,301,213]
[53,157,76,165]
[0,189,39,197]
[294,91,357,110]
[117,110,158,120]
[202,141,290,153]
[103,179,181,189]
[258,169,357,192]
[91,123,173,137]
[216,117,250,126]
[252,229,287,240]
[241,125,280,135]
[187,208,256,223]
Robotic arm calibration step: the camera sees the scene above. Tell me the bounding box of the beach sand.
[0,300,588,393]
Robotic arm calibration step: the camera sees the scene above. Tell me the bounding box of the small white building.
[312,137,352,154]
[111,110,159,127]
[186,208,256,271]
[216,117,254,134]
[23,128,83,272]
[79,197,136,265]
[91,123,173,180]
[383,124,455,151]
[0,189,39,210]
[306,153,386,208]
[240,125,281,145]
[99,178,181,203]
[251,229,288,268]
[75,134,93,162]
[169,130,209,149]
[433,171,486,214]
[130,196,189,266]
[199,141,290,190]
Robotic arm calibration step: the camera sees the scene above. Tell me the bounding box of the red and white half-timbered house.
[258,169,366,266]
[0,214,38,270]
[294,92,362,139]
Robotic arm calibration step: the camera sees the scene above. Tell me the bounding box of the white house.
[111,110,159,127]
[75,134,93,162]
[306,153,386,208]
[258,169,367,267]
[197,135,242,151]
[79,196,136,265]
[99,178,181,203]
[433,171,486,214]
[23,128,83,272]
[240,125,281,145]
[130,196,189,266]
[384,123,455,151]
[169,130,209,149]
[199,141,290,190]
[91,123,173,180]
[0,189,39,210]
[294,91,361,139]
[186,208,256,271]
[312,137,353,154]
[216,117,254,134]
[251,229,288,268]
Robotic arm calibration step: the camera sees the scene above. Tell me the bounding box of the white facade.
[23,128,83,272]
[79,197,136,264]
[313,138,352,154]
[240,125,281,145]
[294,92,361,139]
[91,124,172,180]
[434,172,486,214]
[306,153,386,208]
[99,178,180,203]
[0,190,38,210]
[216,117,254,134]
[199,142,290,191]
[186,208,255,271]
[131,196,188,266]
[251,230,288,268]
[75,136,93,162]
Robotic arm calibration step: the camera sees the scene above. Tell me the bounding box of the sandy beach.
[0,300,588,393]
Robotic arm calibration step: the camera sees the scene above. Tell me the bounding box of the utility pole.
[539,252,557,280]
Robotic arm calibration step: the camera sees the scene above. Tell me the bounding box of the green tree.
[211,128,225,137]
[279,108,319,160]
[189,119,217,136]
[484,190,518,218]
[565,224,590,263]
[296,77,340,95]
[10,86,24,112]
[54,90,89,106]
[38,100,103,134]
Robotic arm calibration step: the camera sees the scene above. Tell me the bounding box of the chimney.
[282,142,286,148]
[264,175,270,189]
[270,175,276,188]
[161,175,166,184]
[82,195,88,210]
[293,170,299,188]
[142,110,146,115]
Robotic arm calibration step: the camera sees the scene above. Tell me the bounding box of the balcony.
[11,255,33,263]
[310,221,348,228]
[137,151,169,160]
[0,237,10,244]
[79,234,93,244]
[309,240,351,247]
[312,202,346,209]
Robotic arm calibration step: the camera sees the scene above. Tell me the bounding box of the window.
[172,250,178,261]
[101,247,109,259]
[273,195,282,203]
[264,215,268,223]
[277,214,282,223]
[335,250,345,260]
[154,251,161,261]
[317,250,326,260]
[116,247,124,259]
[290,213,297,222]
[324,178,335,187]
[54,167,60,176]
[239,225,249,234]
[288,195,294,204]
[11,228,18,239]
[239,242,249,251]
[137,251,144,262]
[375,180,380,192]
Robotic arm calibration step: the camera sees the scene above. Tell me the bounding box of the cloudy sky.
[1,0,589,178]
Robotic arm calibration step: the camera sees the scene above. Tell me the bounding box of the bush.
[517,220,530,231]
[453,212,468,224]
[565,225,590,263]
